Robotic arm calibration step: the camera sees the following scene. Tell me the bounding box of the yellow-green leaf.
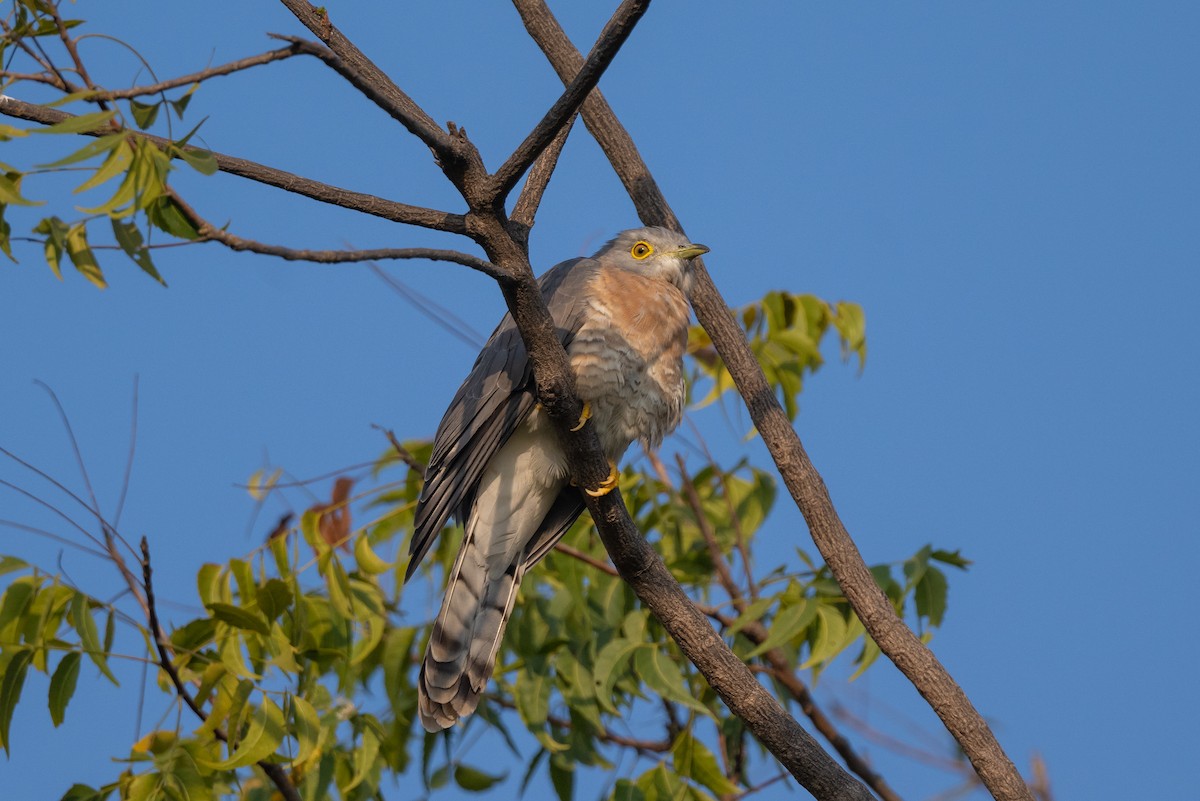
[672,731,739,797]
[70,593,118,685]
[199,696,284,769]
[0,649,33,755]
[48,651,81,726]
[354,535,393,575]
[65,224,106,289]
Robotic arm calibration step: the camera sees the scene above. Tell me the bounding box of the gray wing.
[406,257,598,580]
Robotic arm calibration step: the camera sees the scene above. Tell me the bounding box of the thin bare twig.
[91,42,313,100]
[372,425,427,478]
[140,539,302,801]
[166,188,501,276]
[0,96,467,233]
[552,541,618,577]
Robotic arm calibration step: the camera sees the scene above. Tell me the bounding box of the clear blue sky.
[2,2,1198,799]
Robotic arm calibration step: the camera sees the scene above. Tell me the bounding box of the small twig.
[675,453,744,604]
[163,188,500,276]
[47,3,105,109]
[140,538,302,801]
[372,425,427,479]
[0,96,467,234]
[92,43,313,100]
[552,541,618,577]
[113,376,139,529]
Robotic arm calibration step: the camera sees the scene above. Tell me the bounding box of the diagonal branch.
[512,2,1032,799]
[166,189,502,277]
[275,0,454,160]
[490,0,650,200]
[0,96,467,234]
[509,114,575,245]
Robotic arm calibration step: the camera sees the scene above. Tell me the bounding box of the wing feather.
[406,257,598,579]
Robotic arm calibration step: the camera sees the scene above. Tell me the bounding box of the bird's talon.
[570,401,592,432]
[584,460,619,497]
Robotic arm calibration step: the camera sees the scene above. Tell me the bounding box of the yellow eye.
[630,240,653,260]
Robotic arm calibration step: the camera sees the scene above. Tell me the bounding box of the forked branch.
[512,1,1031,798]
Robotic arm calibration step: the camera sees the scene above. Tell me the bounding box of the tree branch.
[275,1,454,161]
[491,0,650,200]
[0,96,468,234]
[509,115,575,245]
[90,42,316,100]
[166,189,501,276]
[140,538,302,801]
[673,455,903,801]
[512,2,1031,798]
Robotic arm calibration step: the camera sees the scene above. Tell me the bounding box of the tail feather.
[418,533,525,731]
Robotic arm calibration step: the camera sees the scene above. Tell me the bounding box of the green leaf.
[0,577,36,635]
[289,694,321,765]
[37,132,126,168]
[515,668,552,730]
[0,649,33,755]
[672,731,740,797]
[454,764,507,793]
[0,556,28,577]
[354,534,393,575]
[257,578,292,622]
[111,217,165,284]
[914,565,949,628]
[801,604,850,669]
[169,84,199,119]
[48,651,82,726]
[145,195,200,240]
[611,779,645,801]
[177,146,217,176]
[198,696,284,769]
[129,99,159,130]
[70,593,118,685]
[548,754,573,801]
[745,599,816,658]
[0,172,43,207]
[36,110,117,135]
[633,646,711,718]
[724,596,773,638]
[592,637,640,715]
[74,140,133,194]
[64,223,106,289]
[931,549,972,569]
[206,602,269,636]
[33,216,69,279]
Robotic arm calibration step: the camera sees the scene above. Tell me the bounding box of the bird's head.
[593,226,709,295]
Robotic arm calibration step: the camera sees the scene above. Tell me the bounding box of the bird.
[406,226,709,732]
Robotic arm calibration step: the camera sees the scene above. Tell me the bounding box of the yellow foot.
[584,460,620,497]
[570,401,592,432]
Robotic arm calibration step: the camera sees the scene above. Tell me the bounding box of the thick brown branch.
[140,539,301,801]
[675,456,902,801]
[491,0,650,199]
[0,96,467,233]
[166,189,500,277]
[513,2,1031,799]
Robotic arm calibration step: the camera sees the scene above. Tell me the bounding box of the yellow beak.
[673,244,710,260]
